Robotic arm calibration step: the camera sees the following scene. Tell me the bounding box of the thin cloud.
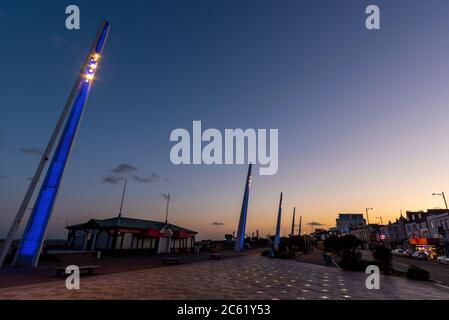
[19,147,43,155]
[102,175,125,184]
[111,164,137,174]
[133,175,153,183]
[150,173,160,181]
[212,222,224,226]
[0,175,6,179]
[307,222,324,226]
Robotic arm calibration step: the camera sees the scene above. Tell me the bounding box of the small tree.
[325,235,364,270]
[324,235,362,255]
[323,235,337,252]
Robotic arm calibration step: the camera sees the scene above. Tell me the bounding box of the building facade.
[336,213,366,234]
[379,222,406,248]
[66,217,197,255]
[404,209,449,257]
[349,224,380,249]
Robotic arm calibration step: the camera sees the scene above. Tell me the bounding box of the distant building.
[404,209,449,258]
[336,213,366,234]
[349,224,380,249]
[66,216,197,254]
[405,211,433,238]
[379,222,406,248]
[426,209,449,239]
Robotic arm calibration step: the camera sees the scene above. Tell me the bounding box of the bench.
[162,257,181,265]
[210,253,222,260]
[52,252,100,276]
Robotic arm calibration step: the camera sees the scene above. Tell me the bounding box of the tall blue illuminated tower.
[234,164,252,251]
[8,22,110,267]
[273,192,283,250]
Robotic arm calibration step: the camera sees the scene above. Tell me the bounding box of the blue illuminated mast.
[9,21,110,268]
[234,164,252,251]
[273,192,283,251]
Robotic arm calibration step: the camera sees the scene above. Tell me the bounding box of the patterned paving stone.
[0,255,448,300]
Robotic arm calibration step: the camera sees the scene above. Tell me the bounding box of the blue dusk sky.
[1,1,449,239]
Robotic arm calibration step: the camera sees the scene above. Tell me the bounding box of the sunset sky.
[2,1,449,240]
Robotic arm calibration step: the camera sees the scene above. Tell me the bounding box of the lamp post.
[365,207,374,250]
[376,216,384,243]
[365,207,374,225]
[164,193,171,224]
[432,192,449,211]
[432,192,449,256]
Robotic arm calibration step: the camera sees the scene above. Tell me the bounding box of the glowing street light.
[432,192,449,211]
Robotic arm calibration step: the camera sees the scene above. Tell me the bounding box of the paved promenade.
[0,255,448,300]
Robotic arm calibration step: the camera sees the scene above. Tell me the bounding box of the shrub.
[340,249,364,271]
[373,245,392,274]
[324,235,362,255]
[261,249,270,257]
[406,265,430,281]
[274,250,295,259]
[267,248,296,259]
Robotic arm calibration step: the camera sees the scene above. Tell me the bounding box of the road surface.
[393,256,449,285]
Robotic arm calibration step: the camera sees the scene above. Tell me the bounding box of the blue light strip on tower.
[96,22,109,53]
[15,22,109,265]
[20,83,89,256]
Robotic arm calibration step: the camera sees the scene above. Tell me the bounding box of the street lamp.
[365,207,374,225]
[432,192,449,256]
[432,192,449,211]
[365,207,374,250]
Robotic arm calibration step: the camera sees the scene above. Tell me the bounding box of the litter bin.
[324,252,332,265]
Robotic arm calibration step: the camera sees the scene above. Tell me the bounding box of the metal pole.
[440,193,449,256]
[442,192,448,211]
[0,22,107,268]
[273,192,283,251]
[12,21,110,268]
[365,207,371,225]
[118,178,127,218]
[234,164,252,251]
[291,207,296,237]
[165,193,171,224]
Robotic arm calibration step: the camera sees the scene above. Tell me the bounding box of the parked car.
[404,249,413,258]
[412,251,428,261]
[392,249,406,257]
[437,255,449,264]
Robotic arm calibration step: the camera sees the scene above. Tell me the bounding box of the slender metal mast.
[118,178,127,218]
[234,164,252,251]
[164,193,171,224]
[273,192,283,250]
[8,21,110,268]
[291,207,296,237]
